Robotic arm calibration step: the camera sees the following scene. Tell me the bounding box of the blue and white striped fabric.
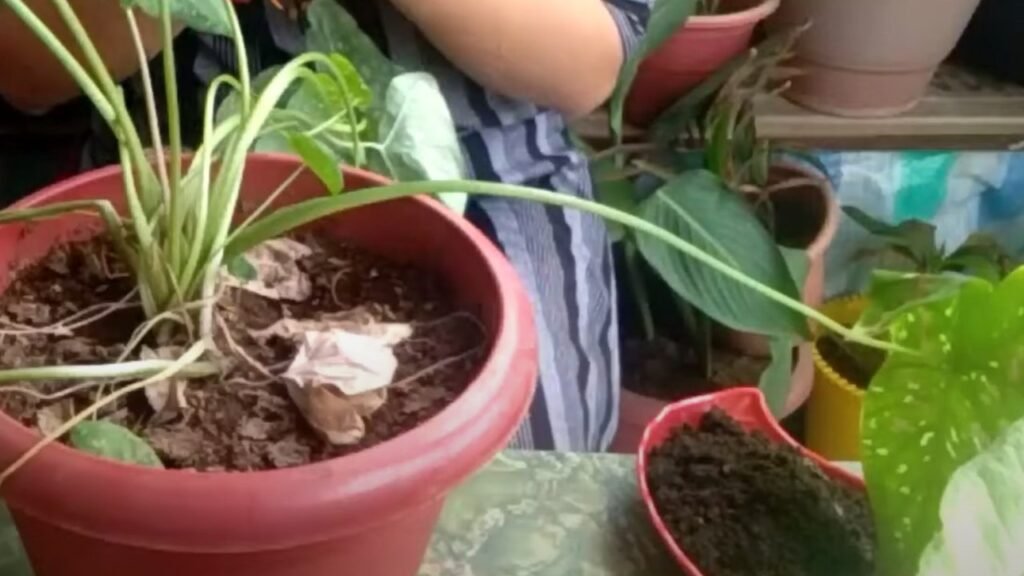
[197,0,652,451]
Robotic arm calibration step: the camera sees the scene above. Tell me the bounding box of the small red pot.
[0,154,538,576]
[636,387,864,576]
[624,0,781,127]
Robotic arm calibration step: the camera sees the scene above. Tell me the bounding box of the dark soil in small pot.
[646,408,875,576]
[815,335,885,391]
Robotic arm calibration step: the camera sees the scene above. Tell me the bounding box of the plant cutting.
[0,1,897,575]
[807,207,1014,460]
[639,263,1024,576]
[598,26,830,451]
[767,0,982,117]
[617,0,781,127]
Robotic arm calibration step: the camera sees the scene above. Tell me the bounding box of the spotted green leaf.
[70,421,164,468]
[862,267,1024,576]
[917,417,1024,576]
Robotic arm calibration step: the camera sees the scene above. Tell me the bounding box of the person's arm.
[387,0,651,119]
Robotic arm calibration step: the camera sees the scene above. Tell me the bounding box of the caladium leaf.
[862,267,1024,576]
[855,270,970,334]
[121,0,231,36]
[70,421,164,468]
[916,417,1024,576]
[375,73,468,213]
[635,170,808,338]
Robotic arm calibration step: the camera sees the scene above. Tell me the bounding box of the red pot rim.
[687,0,781,28]
[0,154,538,552]
[636,387,864,576]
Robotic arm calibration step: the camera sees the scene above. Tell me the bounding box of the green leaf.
[226,255,256,280]
[635,170,809,338]
[288,132,344,195]
[593,166,638,243]
[780,247,809,291]
[943,233,1011,283]
[216,65,282,125]
[122,0,231,36]
[70,421,164,468]
[855,271,970,334]
[759,337,795,417]
[844,206,940,271]
[375,73,468,213]
[649,53,745,147]
[862,267,1024,576]
[608,0,697,141]
[916,417,1024,576]
[305,0,401,102]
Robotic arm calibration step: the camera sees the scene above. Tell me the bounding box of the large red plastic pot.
[636,388,864,575]
[623,0,780,127]
[0,154,538,576]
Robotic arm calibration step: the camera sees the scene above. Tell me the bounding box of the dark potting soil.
[0,233,484,471]
[623,337,768,402]
[816,336,885,390]
[647,409,875,576]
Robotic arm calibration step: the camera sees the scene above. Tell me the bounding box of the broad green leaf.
[780,247,809,292]
[226,255,256,280]
[592,158,638,243]
[70,421,164,468]
[844,206,941,271]
[305,0,401,102]
[943,233,1012,282]
[608,0,697,141]
[375,73,468,213]
[862,267,1024,576]
[759,337,794,417]
[122,0,231,36]
[855,271,970,334]
[288,132,343,195]
[917,417,1024,576]
[635,170,808,338]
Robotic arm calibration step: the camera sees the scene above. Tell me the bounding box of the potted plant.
[597,26,833,451]
[807,206,1014,461]
[0,2,871,574]
[767,0,982,117]
[639,261,1024,576]
[621,0,782,126]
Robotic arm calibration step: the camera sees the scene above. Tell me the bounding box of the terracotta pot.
[623,0,780,127]
[0,154,538,576]
[636,388,864,576]
[806,296,868,462]
[768,0,981,117]
[610,346,813,453]
[0,0,166,112]
[722,161,839,357]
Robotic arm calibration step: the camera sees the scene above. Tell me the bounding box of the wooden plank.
[573,64,1024,150]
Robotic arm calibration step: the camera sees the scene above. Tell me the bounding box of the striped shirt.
[198,0,652,451]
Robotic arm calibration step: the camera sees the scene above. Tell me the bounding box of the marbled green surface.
[0,451,678,576]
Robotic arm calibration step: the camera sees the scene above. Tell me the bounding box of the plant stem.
[125,9,171,213]
[229,179,912,355]
[160,0,184,272]
[0,358,217,383]
[624,240,656,341]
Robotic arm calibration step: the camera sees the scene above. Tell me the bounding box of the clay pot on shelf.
[0,155,538,576]
[623,0,781,127]
[767,0,982,117]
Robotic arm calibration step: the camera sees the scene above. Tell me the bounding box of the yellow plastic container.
[806,295,868,461]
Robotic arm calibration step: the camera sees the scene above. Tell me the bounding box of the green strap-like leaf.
[863,267,1024,576]
[608,0,697,141]
[635,170,808,338]
[288,132,344,196]
[70,421,164,468]
[759,337,795,417]
[122,0,231,36]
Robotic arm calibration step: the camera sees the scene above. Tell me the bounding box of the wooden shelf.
[574,64,1024,151]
